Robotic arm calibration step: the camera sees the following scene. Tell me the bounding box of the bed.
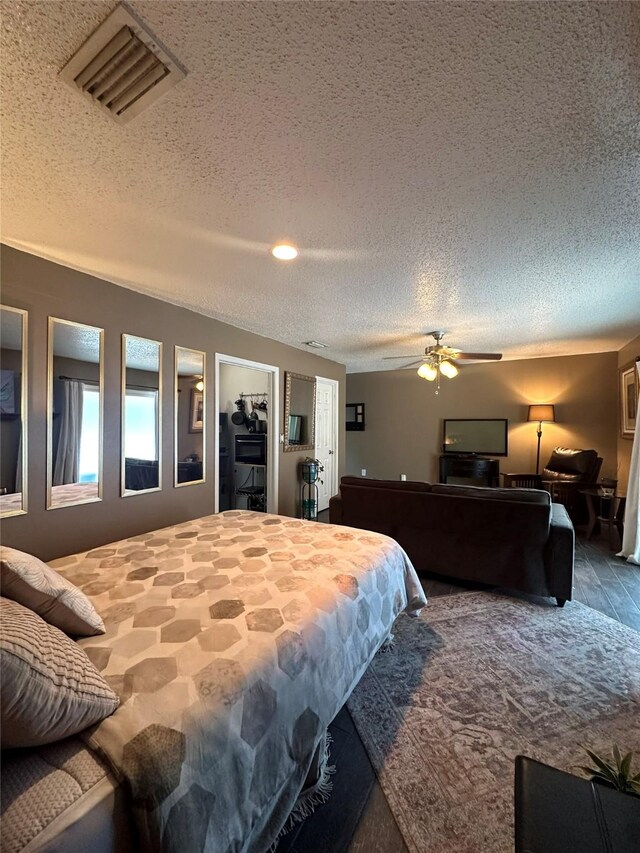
[1,510,425,852]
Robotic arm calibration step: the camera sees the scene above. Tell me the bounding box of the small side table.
[579,488,626,550]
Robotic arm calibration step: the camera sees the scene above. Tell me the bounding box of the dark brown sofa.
[329,476,575,606]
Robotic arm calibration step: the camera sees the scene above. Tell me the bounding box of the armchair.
[504,447,602,524]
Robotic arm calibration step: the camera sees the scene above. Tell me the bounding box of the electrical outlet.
[361,469,367,477]
[400,474,407,481]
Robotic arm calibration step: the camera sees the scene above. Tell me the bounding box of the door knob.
[329,450,334,454]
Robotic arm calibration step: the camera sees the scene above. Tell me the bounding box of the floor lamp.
[528,404,556,475]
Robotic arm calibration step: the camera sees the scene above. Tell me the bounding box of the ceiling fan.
[384,331,503,394]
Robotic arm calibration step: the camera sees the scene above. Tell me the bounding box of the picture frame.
[619,360,638,439]
[0,369,16,415]
[190,389,204,433]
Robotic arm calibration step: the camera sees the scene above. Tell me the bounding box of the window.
[78,384,100,483]
[124,388,158,461]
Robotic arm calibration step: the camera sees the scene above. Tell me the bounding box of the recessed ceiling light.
[271,243,298,260]
[304,341,329,349]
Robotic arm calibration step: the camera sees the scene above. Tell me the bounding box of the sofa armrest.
[329,494,343,525]
[545,503,575,602]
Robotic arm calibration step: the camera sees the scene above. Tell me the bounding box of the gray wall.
[1,245,345,559]
[346,351,619,486]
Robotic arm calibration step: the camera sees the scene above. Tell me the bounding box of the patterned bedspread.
[51,511,426,852]
[50,482,100,506]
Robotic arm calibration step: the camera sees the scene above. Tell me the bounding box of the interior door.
[315,378,337,512]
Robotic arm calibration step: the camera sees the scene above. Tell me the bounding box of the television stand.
[439,455,500,487]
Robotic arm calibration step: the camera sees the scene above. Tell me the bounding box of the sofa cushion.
[340,476,431,493]
[431,483,551,505]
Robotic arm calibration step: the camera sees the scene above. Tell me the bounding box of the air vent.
[59,3,187,124]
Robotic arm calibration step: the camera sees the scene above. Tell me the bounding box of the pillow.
[0,545,105,637]
[0,597,119,748]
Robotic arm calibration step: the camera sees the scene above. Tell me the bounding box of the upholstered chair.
[503,447,602,523]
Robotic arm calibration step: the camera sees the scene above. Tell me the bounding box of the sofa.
[329,476,575,606]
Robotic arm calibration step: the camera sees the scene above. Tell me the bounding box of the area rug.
[347,591,640,853]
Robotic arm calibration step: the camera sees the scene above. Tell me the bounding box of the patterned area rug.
[347,591,640,853]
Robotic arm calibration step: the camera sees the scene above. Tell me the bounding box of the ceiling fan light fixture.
[440,359,458,379]
[417,362,437,381]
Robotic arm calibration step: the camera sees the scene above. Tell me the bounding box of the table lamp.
[528,404,556,475]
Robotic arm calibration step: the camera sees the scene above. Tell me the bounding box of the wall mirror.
[47,318,104,510]
[175,346,206,487]
[284,371,316,452]
[122,335,162,496]
[0,305,28,517]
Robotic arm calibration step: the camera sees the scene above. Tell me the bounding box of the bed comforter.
[51,510,426,852]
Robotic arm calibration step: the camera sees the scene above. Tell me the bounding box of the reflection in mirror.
[47,318,104,509]
[283,372,316,452]
[0,306,28,517]
[175,346,205,487]
[122,335,162,496]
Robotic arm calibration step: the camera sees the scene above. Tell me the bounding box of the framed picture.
[190,389,204,433]
[619,361,638,439]
[0,369,16,415]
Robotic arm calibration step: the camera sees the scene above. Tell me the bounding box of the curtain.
[53,379,83,485]
[618,361,640,565]
[15,431,22,493]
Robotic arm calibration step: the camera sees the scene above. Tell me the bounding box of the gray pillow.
[0,545,105,637]
[0,597,119,748]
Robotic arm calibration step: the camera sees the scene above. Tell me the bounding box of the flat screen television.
[442,418,508,457]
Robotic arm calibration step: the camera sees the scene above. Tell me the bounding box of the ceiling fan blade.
[397,360,426,369]
[383,354,423,360]
[454,352,503,361]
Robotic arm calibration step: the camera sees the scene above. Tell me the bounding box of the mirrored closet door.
[122,335,162,496]
[0,305,28,517]
[47,318,104,509]
[175,346,205,487]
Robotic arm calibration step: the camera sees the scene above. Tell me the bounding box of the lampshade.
[528,404,555,423]
[439,359,458,379]
[417,362,437,381]
[195,378,204,392]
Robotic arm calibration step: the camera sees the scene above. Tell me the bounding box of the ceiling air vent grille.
[59,3,187,124]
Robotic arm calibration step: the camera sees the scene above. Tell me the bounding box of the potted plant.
[579,745,640,797]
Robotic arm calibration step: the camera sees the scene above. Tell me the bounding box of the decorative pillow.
[0,597,119,748]
[0,546,105,637]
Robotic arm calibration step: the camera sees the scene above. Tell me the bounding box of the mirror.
[47,318,104,509]
[0,305,28,517]
[122,335,162,496]
[284,371,316,452]
[175,346,205,486]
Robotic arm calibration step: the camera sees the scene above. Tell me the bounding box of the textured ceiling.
[124,334,161,373]
[1,1,639,373]
[52,320,101,363]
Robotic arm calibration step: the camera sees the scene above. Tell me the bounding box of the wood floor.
[279,519,639,853]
